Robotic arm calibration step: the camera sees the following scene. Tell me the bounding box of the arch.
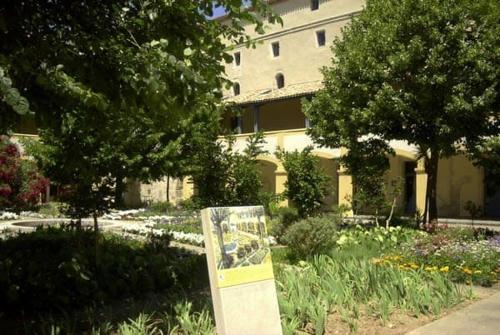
[256,154,283,171]
[393,148,418,161]
[255,156,280,195]
[316,156,339,209]
[311,150,338,160]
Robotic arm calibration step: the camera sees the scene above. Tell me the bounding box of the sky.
[210,1,252,19]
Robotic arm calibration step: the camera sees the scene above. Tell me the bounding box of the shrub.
[147,201,174,214]
[192,132,267,207]
[277,146,330,218]
[0,227,207,314]
[0,136,49,211]
[268,207,299,243]
[283,215,339,259]
[38,201,65,217]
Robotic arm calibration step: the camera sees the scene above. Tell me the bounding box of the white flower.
[0,212,19,220]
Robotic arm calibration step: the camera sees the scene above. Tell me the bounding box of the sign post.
[201,206,282,335]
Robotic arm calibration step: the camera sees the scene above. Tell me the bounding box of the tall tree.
[305,0,499,223]
[0,1,281,221]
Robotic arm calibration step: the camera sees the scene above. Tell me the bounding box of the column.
[275,168,288,207]
[252,105,260,132]
[182,176,194,200]
[338,148,353,216]
[236,116,242,134]
[415,158,427,215]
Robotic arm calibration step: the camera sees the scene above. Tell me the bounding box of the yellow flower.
[474,270,482,274]
[463,268,473,275]
[440,266,449,273]
[410,263,419,269]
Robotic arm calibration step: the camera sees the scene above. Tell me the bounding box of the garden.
[1,202,499,334]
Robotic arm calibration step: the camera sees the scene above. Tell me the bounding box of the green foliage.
[277,255,470,334]
[267,206,300,243]
[1,1,281,219]
[334,225,425,251]
[305,0,500,222]
[0,228,208,314]
[192,131,268,207]
[147,201,175,215]
[0,65,30,133]
[277,146,330,218]
[283,215,340,259]
[38,202,65,218]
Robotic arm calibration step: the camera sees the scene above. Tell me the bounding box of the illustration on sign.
[203,206,274,287]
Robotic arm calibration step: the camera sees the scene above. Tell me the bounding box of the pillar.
[338,147,353,216]
[182,176,194,200]
[252,105,260,132]
[415,158,427,215]
[275,168,288,207]
[338,166,354,216]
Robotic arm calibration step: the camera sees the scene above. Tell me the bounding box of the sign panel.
[201,206,282,335]
[203,206,274,288]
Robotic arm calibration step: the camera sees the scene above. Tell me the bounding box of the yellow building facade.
[214,0,498,219]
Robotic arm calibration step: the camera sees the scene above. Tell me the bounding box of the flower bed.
[122,223,205,246]
[376,228,500,286]
[0,211,19,220]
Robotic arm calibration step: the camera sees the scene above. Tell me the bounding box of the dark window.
[276,73,285,89]
[234,52,241,66]
[271,42,280,57]
[311,0,319,11]
[233,82,240,95]
[316,30,326,47]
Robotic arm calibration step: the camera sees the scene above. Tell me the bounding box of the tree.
[0,1,281,223]
[305,0,499,223]
[276,146,330,218]
[192,131,267,207]
[0,136,48,211]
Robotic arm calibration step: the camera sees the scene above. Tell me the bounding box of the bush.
[147,201,174,214]
[192,132,266,207]
[0,136,49,211]
[283,215,340,259]
[277,146,330,218]
[0,227,207,314]
[268,207,299,243]
[38,201,65,217]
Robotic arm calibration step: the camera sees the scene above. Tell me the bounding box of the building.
[11,0,499,218]
[214,0,499,218]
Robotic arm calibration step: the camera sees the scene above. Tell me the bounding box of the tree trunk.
[114,176,124,208]
[425,151,439,224]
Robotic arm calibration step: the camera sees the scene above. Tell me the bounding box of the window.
[316,30,326,47]
[234,52,241,66]
[311,0,319,11]
[271,41,280,57]
[233,82,240,95]
[275,73,285,89]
